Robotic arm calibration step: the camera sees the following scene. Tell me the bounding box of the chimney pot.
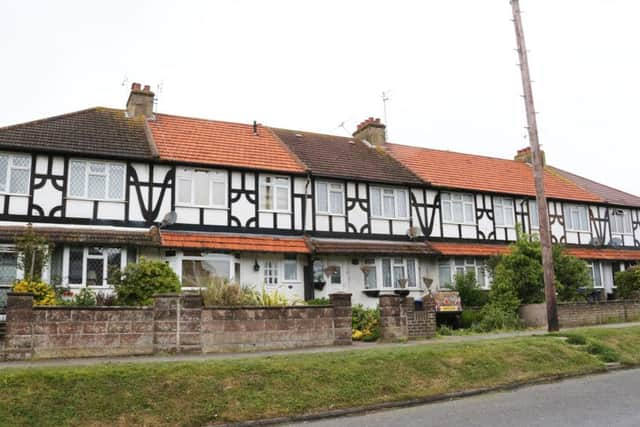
[143,84,151,92]
[131,82,141,91]
[353,116,387,146]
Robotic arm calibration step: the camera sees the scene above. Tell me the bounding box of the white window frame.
[63,246,127,288]
[494,197,515,227]
[587,261,604,289]
[441,192,476,225]
[263,260,280,286]
[175,167,227,209]
[180,252,235,289]
[379,257,418,289]
[0,152,31,196]
[370,186,409,219]
[565,204,590,232]
[282,259,298,283]
[438,257,489,290]
[610,209,633,235]
[316,181,345,215]
[67,159,126,202]
[529,199,540,229]
[259,175,290,213]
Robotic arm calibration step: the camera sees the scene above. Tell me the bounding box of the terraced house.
[0,83,639,309]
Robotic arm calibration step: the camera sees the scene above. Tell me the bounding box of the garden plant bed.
[1,326,639,426]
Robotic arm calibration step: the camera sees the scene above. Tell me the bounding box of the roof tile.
[160,231,310,254]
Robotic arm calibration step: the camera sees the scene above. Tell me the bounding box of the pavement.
[1,321,639,370]
[288,367,640,427]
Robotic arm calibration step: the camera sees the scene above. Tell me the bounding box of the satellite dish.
[610,237,623,248]
[159,211,177,228]
[406,226,420,239]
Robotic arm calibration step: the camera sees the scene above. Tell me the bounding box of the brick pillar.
[423,294,437,338]
[4,292,35,360]
[379,293,408,342]
[179,293,203,353]
[330,292,352,346]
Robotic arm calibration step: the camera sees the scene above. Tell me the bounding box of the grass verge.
[1,326,639,426]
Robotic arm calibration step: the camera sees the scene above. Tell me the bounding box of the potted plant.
[394,278,410,297]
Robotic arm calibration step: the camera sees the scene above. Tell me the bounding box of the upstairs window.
[176,168,227,208]
[610,209,633,234]
[260,176,290,212]
[565,204,590,232]
[370,187,409,219]
[316,181,344,215]
[69,160,125,201]
[0,153,31,195]
[441,192,475,225]
[529,200,540,228]
[494,197,515,227]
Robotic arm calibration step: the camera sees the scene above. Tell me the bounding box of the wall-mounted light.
[253,260,260,271]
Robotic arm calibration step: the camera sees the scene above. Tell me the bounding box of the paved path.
[290,368,640,427]
[1,322,638,370]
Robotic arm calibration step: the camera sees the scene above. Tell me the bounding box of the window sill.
[175,204,229,210]
[317,212,346,217]
[566,229,591,233]
[371,216,411,221]
[258,210,292,215]
[66,196,125,204]
[0,191,29,198]
[442,221,476,227]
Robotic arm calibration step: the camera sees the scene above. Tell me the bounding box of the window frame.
[64,246,127,288]
[565,204,590,232]
[529,199,540,229]
[316,181,345,216]
[67,159,126,202]
[0,152,31,196]
[379,257,418,289]
[438,257,489,290]
[587,261,604,289]
[175,167,228,209]
[180,252,235,289]
[610,209,633,235]
[441,192,476,225]
[282,259,298,283]
[494,197,515,227]
[259,175,291,213]
[370,186,410,220]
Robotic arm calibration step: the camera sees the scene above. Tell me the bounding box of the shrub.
[306,297,331,306]
[73,288,97,306]
[201,277,258,306]
[452,271,489,307]
[11,280,56,306]
[437,325,453,336]
[460,308,484,329]
[614,266,640,299]
[352,305,380,342]
[111,258,180,306]
[472,303,520,332]
[95,292,118,306]
[255,287,293,306]
[15,225,52,282]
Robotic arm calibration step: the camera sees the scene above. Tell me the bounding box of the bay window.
[363,258,377,289]
[380,257,417,288]
[66,247,128,287]
[0,153,31,195]
[494,197,515,227]
[260,175,290,212]
[316,181,344,215]
[565,204,590,232]
[181,252,233,288]
[370,187,409,219]
[441,192,475,225]
[610,209,633,234]
[68,159,125,201]
[176,168,226,208]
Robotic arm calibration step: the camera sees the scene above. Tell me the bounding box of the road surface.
[290,368,640,427]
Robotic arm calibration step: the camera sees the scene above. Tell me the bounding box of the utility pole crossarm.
[510,0,559,332]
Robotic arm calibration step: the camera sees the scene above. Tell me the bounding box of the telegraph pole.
[510,0,559,331]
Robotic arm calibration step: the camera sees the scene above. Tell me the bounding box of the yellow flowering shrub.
[11,280,56,306]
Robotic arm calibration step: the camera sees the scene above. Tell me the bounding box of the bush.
[201,277,258,306]
[95,292,118,306]
[452,271,489,307]
[73,288,97,306]
[11,280,56,306]
[472,303,520,332]
[15,225,51,282]
[437,325,453,336]
[255,287,294,306]
[306,297,331,306]
[614,266,640,299]
[460,308,484,329]
[352,305,380,342]
[111,258,180,306]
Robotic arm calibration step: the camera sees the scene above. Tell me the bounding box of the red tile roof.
[564,247,640,261]
[148,114,306,173]
[160,231,310,254]
[386,143,602,203]
[431,242,511,257]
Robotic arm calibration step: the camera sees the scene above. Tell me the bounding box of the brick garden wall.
[519,300,640,328]
[379,294,436,341]
[0,292,351,361]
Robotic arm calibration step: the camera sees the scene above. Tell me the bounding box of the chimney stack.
[514,146,545,166]
[352,117,386,146]
[126,82,155,119]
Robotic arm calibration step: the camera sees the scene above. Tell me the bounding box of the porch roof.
[308,238,438,256]
[160,231,311,254]
[0,225,160,247]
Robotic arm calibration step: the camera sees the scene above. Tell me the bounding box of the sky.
[1,1,638,195]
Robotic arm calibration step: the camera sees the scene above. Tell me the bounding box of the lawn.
[1,326,638,427]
